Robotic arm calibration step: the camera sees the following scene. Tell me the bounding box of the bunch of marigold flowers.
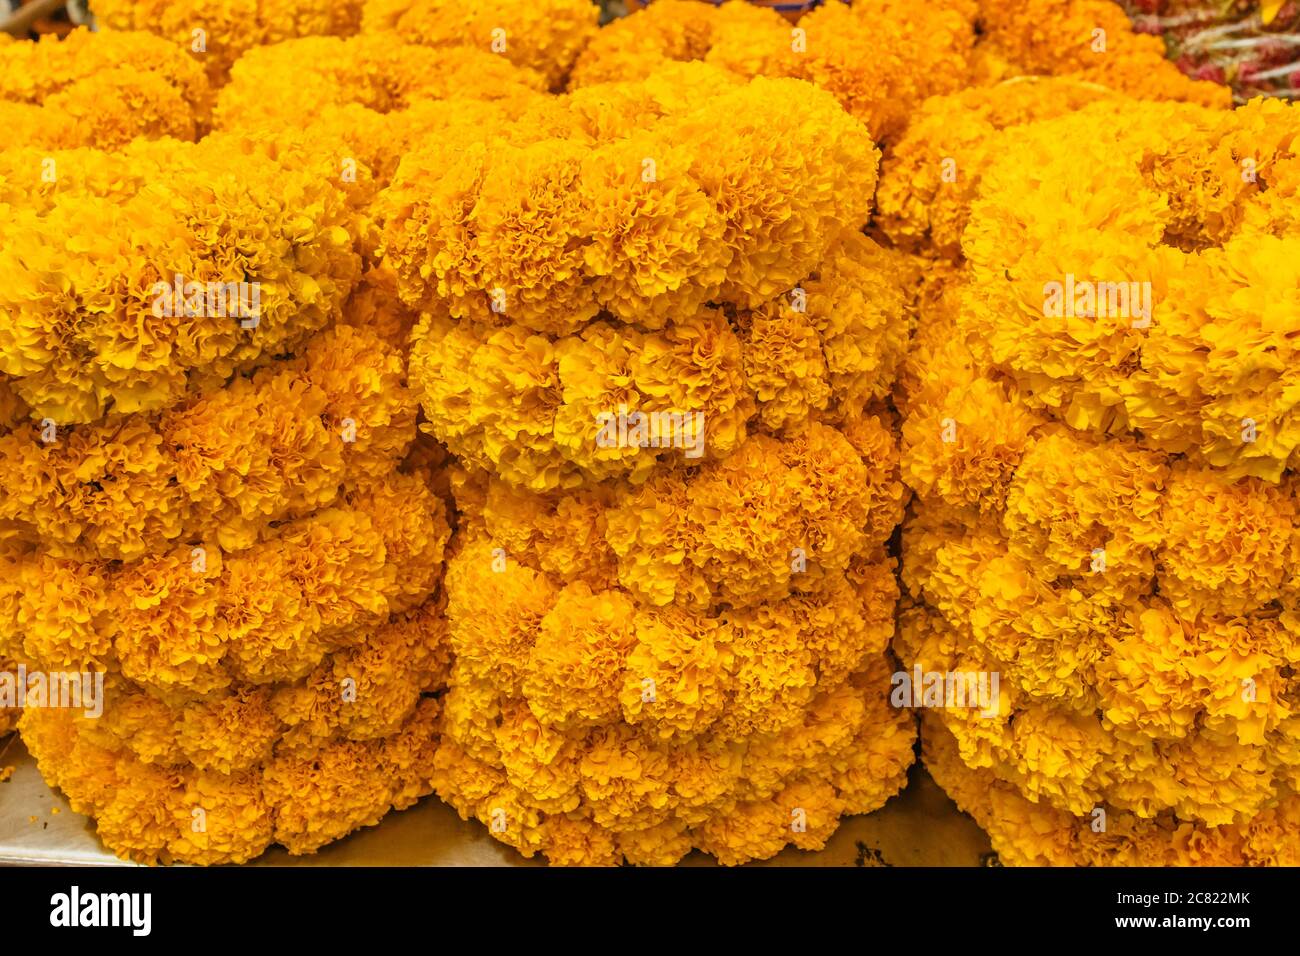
[0,29,214,148]
[388,62,919,864]
[0,28,542,863]
[4,0,1293,870]
[90,0,600,86]
[889,88,1300,865]
[572,0,1228,143]
[1,288,456,863]
[1,284,454,862]
[564,0,1295,866]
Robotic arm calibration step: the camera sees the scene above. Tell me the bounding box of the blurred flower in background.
[600,1,1300,101]
[1112,1,1298,100]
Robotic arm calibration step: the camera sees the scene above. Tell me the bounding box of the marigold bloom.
[0,28,213,125]
[976,0,1233,108]
[92,0,365,82]
[214,35,546,132]
[0,327,413,561]
[899,88,1299,865]
[362,0,599,90]
[0,139,360,425]
[385,73,878,331]
[21,693,444,865]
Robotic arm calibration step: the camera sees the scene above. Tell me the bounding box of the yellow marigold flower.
[486,697,583,814]
[1155,467,1299,619]
[962,97,1300,479]
[0,28,213,126]
[876,78,1118,257]
[615,820,693,866]
[902,377,1046,517]
[773,0,974,142]
[384,71,877,326]
[434,426,913,864]
[173,688,282,774]
[579,134,731,325]
[741,304,830,432]
[361,0,599,90]
[93,0,365,83]
[478,471,620,590]
[215,35,545,131]
[742,230,912,428]
[443,534,560,698]
[524,584,639,731]
[479,139,600,333]
[977,0,1231,109]
[0,139,360,424]
[1002,430,1167,599]
[617,607,735,739]
[266,698,442,855]
[571,0,790,87]
[664,77,879,308]
[275,597,452,744]
[605,423,875,609]
[694,777,844,865]
[9,555,112,674]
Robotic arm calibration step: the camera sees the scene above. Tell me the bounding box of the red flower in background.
[1119,0,1300,100]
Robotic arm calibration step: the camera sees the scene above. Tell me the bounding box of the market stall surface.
[0,736,991,867]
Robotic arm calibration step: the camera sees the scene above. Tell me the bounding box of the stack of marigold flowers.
[360,0,600,90]
[385,62,918,865]
[89,0,367,83]
[0,30,520,865]
[4,0,1289,869]
[208,32,551,280]
[565,0,1294,868]
[0,29,214,148]
[889,88,1300,864]
[89,0,601,87]
[571,0,1227,143]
